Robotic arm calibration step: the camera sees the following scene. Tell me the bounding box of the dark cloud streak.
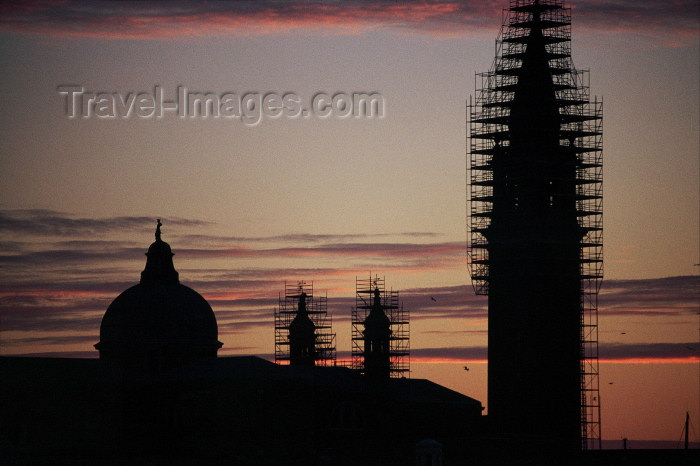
[176,231,442,245]
[0,209,209,237]
[599,276,699,317]
[411,341,699,362]
[599,342,699,361]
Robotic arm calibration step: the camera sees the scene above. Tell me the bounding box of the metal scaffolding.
[274,281,336,366]
[467,0,602,450]
[351,275,410,378]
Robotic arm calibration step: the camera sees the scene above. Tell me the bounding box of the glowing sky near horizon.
[0,0,698,444]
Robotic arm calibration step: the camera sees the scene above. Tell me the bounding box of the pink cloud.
[1,1,695,43]
[0,0,493,39]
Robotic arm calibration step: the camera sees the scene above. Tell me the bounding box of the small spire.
[532,0,541,25]
[373,287,381,307]
[141,218,178,285]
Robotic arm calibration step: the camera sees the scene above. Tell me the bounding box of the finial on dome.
[141,218,178,285]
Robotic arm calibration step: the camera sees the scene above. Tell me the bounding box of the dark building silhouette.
[467,0,603,453]
[275,281,336,366]
[1,224,485,465]
[1,356,485,466]
[363,287,393,380]
[352,275,409,380]
[1,236,696,466]
[95,220,222,372]
[289,292,316,366]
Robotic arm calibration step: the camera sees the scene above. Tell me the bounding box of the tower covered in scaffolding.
[275,281,336,367]
[352,275,409,380]
[467,0,602,452]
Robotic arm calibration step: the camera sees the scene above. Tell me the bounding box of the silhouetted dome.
[99,282,219,348]
[96,220,222,371]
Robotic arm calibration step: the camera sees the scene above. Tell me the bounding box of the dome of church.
[99,282,218,349]
[95,220,222,371]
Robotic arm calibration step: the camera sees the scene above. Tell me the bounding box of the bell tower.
[467,0,603,451]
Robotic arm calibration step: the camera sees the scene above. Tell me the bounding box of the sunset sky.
[0,0,698,445]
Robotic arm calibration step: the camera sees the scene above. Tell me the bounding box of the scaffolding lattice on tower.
[466,0,602,450]
[274,281,336,366]
[351,275,410,378]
